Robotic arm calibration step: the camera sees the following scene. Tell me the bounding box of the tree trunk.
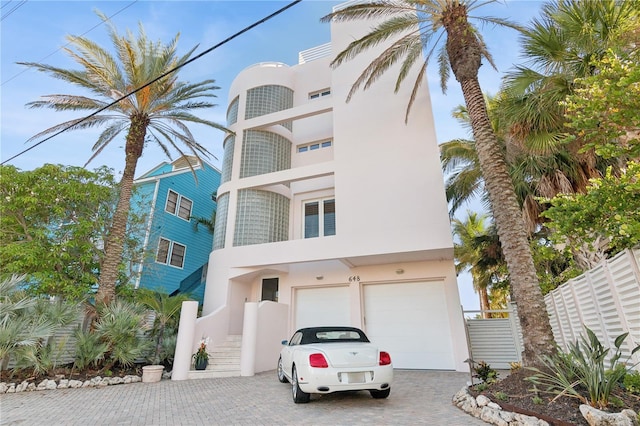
[443,4,556,364]
[479,286,491,319]
[96,114,149,305]
[459,77,556,364]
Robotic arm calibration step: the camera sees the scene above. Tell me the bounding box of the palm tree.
[20,12,229,305]
[139,290,190,365]
[452,212,505,318]
[499,0,638,161]
[323,0,556,363]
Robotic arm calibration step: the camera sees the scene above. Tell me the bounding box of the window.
[261,278,279,302]
[165,190,178,215]
[308,88,331,100]
[297,140,332,153]
[177,197,192,220]
[155,237,186,268]
[304,198,336,238]
[165,190,193,221]
[156,238,170,264]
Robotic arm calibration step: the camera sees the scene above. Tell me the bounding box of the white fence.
[544,248,640,370]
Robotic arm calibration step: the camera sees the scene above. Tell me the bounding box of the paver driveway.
[0,370,486,425]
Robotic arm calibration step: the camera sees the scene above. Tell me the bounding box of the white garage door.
[295,286,350,330]
[364,281,455,369]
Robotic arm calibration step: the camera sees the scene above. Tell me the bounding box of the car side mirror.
[281,339,288,345]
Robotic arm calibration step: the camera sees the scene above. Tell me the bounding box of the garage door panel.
[295,286,350,330]
[364,281,455,370]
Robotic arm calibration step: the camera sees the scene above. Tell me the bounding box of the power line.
[1,1,138,87]
[1,0,27,21]
[1,0,302,166]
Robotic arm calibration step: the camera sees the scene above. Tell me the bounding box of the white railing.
[298,43,332,64]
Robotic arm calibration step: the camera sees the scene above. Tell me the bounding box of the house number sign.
[348,275,360,282]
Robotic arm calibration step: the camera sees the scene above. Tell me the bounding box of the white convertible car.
[277,326,393,403]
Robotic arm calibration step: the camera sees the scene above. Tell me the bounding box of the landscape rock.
[453,386,550,426]
[580,405,639,426]
[0,373,142,394]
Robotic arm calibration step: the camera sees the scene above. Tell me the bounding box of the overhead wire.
[1,0,303,166]
[1,1,139,86]
[1,0,27,21]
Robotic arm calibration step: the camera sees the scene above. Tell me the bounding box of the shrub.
[624,370,640,395]
[526,326,640,409]
[93,300,152,370]
[73,326,107,370]
[473,360,499,384]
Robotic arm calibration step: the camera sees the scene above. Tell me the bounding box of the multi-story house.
[131,156,221,303]
[173,2,469,378]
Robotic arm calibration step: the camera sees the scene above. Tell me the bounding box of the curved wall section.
[240,130,291,178]
[212,193,229,250]
[234,189,290,246]
[221,135,235,184]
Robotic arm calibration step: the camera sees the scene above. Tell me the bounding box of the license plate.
[345,372,365,383]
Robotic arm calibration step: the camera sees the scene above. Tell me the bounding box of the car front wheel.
[370,388,391,399]
[277,357,288,383]
[291,365,310,403]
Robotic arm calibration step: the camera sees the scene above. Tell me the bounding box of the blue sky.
[1,0,544,310]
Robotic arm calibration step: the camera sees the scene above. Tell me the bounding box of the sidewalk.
[0,370,486,425]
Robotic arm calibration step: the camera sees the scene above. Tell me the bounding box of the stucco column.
[240,302,258,376]
[172,300,199,381]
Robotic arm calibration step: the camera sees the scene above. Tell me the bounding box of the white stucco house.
[172,2,469,380]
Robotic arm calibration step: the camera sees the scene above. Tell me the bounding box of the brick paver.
[0,370,485,425]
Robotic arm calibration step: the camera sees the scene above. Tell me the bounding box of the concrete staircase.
[187,335,242,380]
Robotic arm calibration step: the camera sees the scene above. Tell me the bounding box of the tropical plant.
[10,295,79,377]
[526,326,640,409]
[73,326,108,371]
[322,0,556,364]
[93,300,152,371]
[138,290,190,366]
[192,210,216,234]
[193,337,209,366]
[499,0,639,156]
[0,275,65,370]
[20,11,229,305]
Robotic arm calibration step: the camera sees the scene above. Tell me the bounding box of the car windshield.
[299,327,370,344]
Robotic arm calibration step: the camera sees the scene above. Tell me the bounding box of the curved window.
[212,193,229,250]
[227,96,239,125]
[221,135,235,184]
[240,130,291,178]
[234,189,290,246]
[245,85,293,120]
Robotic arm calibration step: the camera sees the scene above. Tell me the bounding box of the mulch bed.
[470,369,640,426]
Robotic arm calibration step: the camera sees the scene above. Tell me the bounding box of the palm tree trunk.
[442,4,556,364]
[459,77,556,364]
[96,115,148,305]
[479,287,491,319]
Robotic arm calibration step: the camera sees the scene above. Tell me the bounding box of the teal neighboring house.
[131,156,220,303]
